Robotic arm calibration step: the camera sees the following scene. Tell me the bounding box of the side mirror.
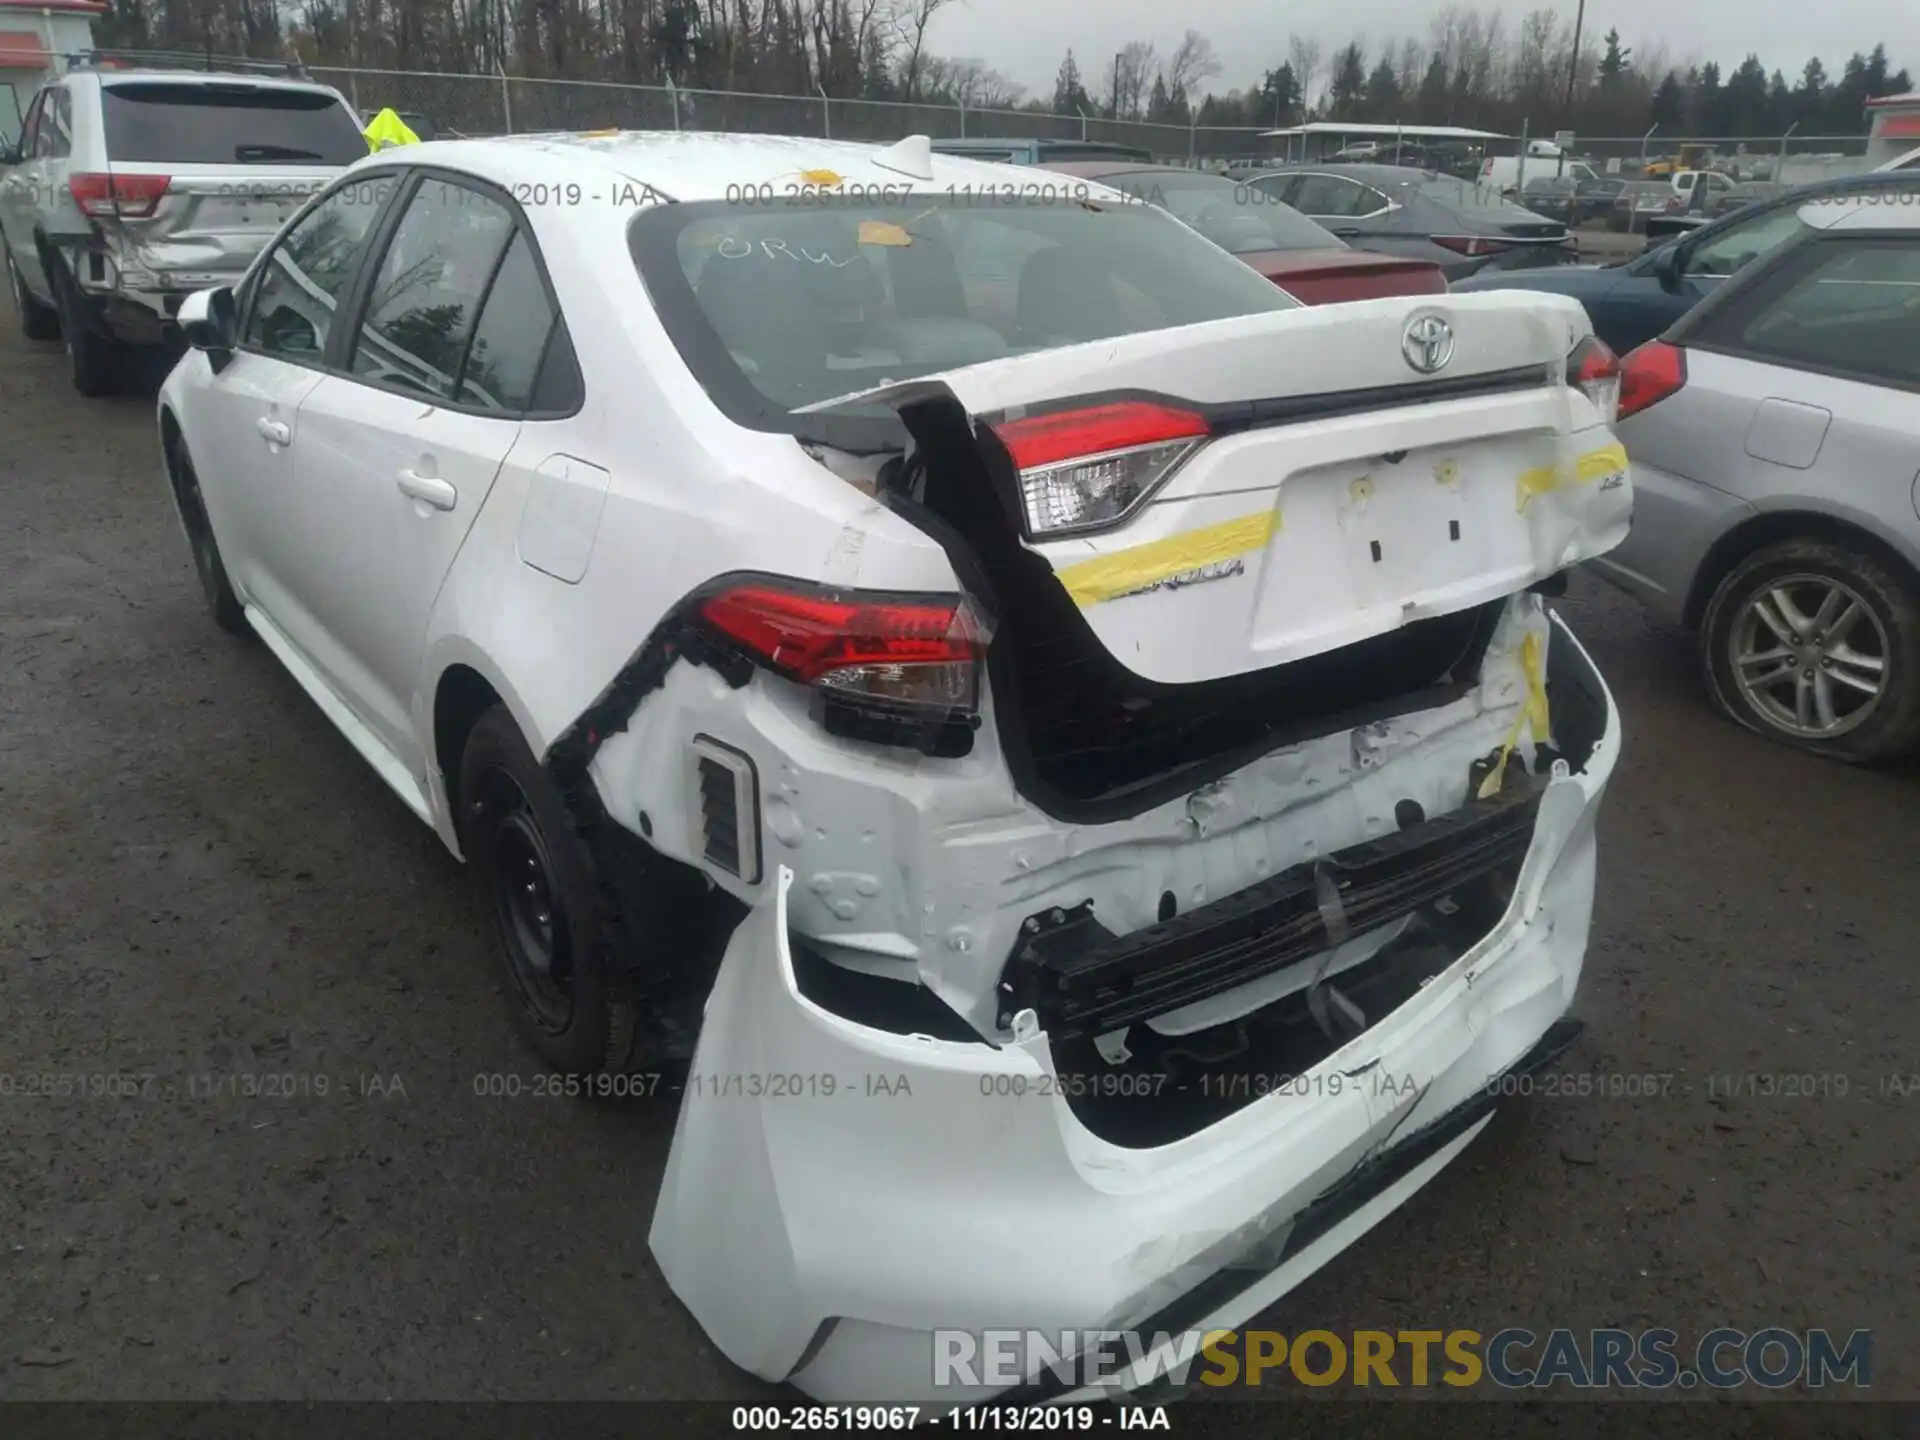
[178,286,236,356]
[1651,243,1685,290]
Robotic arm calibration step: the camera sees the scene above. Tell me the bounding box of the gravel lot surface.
[1,286,1914,1409]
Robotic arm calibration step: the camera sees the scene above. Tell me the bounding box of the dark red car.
[1043,160,1447,304]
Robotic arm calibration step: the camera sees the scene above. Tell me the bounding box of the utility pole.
[1561,0,1587,130]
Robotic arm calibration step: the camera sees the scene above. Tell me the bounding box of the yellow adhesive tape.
[1516,443,1629,512]
[858,220,914,247]
[1477,629,1552,799]
[799,168,845,186]
[1053,510,1278,608]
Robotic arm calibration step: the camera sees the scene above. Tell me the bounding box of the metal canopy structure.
[1259,122,1510,140]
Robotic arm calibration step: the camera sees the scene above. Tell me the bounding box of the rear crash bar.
[998,785,1543,1041]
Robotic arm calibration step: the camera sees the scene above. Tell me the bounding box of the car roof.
[348,131,1054,202]
[931,137,1150,156]
[1038,159,1220,181]
[1273,162,1445,183]
[1801,197,1920,232]
[83,70,340,95]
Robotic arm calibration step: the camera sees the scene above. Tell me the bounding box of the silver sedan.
[1596,195,1920,762]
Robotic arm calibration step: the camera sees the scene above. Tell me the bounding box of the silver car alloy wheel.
[1730,573,1889,739]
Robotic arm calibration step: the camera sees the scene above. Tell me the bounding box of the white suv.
[0,58,363,394]
[157,132,1630,1404]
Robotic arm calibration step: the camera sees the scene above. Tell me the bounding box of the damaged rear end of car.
[581,188,1633,1405]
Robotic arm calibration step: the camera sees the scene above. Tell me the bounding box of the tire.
[1700,538,1920,764]
[458,705,655,1078]
[164,434,250,637]
[6,245,60,342]
[48,252,124,397]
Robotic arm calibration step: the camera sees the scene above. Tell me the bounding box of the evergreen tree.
[1723,56,1769,136]
[1146,73,1173,123]
[1596,29,1630,89]
[1328,42,1367,119]
[1416,52,1450,123]
[1691,60,1722,133]
[1364,58,1402,119]
[1051,49,1091,116]
[1650,71,1686,130]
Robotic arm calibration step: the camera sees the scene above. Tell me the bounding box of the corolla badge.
[1401,314,1455,374]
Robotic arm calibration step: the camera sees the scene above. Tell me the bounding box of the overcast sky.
[928,0,1914,101]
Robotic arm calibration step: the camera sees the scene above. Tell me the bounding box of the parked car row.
[0,54,394,394]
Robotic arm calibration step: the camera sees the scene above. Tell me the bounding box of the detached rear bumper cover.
[649,614,1619,1406]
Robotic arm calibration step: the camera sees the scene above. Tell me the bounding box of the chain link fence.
[319,66,1879,185]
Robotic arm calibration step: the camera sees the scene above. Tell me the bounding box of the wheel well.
[434,665,503,804]
[1683,511,1920,630]
[158,409,192,513]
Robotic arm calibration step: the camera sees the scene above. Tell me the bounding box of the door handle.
[255,417,291,446]
[397,468,457,512]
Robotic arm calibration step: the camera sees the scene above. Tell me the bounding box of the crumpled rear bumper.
[648,615,1619,1405]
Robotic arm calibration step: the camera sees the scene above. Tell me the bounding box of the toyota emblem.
[1402,314,1455,375]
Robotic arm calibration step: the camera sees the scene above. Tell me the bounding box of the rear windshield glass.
[1406,173,1545,219]
[631,195,1297,426]
[101,83,366,165]
[1096,169,1341,254]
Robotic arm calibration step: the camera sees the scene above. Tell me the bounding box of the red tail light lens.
[1568,335,1621,424]
[990,401,1210,538]
[697,582,986,713]
[1430,235,1516,257]
[1617,341,1687,421]
[69,172,171,220]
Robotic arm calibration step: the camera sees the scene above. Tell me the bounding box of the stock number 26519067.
[979,1072,1167,1098]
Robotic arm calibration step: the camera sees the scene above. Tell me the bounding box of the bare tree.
[1396,37,1424,95]
[1287,33,1322,113]
[940,56,1024,109]
[1163,28,1221,98]
[1098,39,1156,120]
[892,0,950,101]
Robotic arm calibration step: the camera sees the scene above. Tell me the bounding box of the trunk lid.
[814,291,1630,686]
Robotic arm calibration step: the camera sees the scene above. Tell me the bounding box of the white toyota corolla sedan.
[157,130,1631,1404]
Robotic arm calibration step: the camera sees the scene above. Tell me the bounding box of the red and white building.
[1864,91,1920,166]
[0,0,103,137]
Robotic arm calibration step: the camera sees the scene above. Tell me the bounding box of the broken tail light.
[1616,340,1687,421]
[990,401,1210,539]
[68,172,171,220]
[1568,335,1621,425]
[697,581,989,754]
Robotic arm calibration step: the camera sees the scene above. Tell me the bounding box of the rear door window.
[1289,175,1368,217]
[1700,236,1920,386]
[1684,206,1815,279]
[349,178,516,400]
[38,89,71,159]
[458,229,565,414]
[100,82,367,166]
